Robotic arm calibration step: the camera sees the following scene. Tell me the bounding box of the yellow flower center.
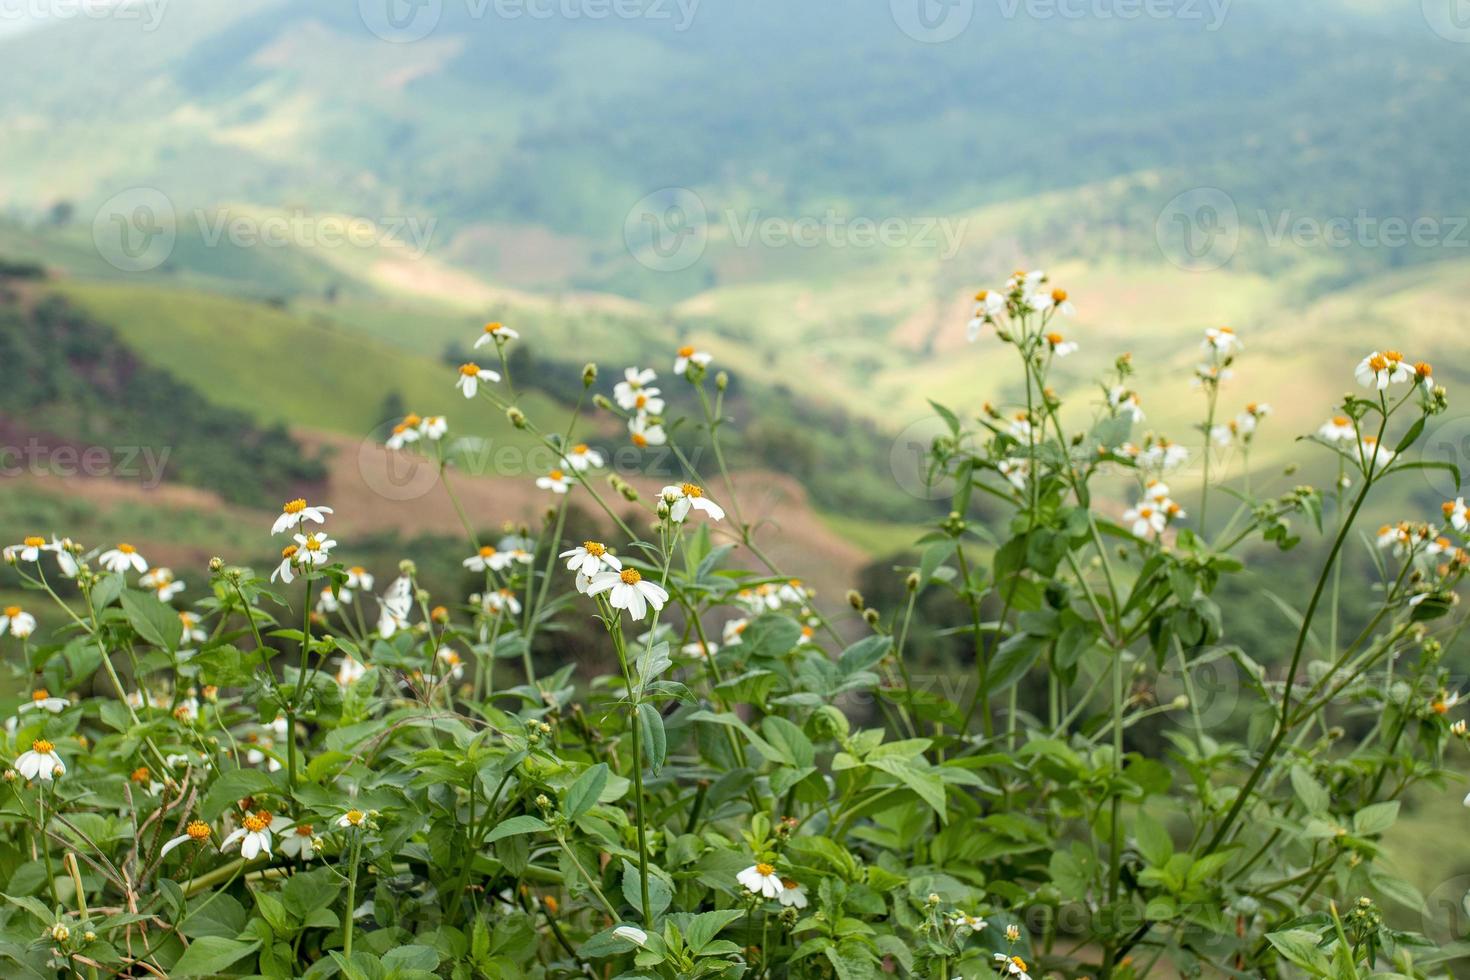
[32,739,53,754]
[1416,361,1433,378]
[303,536,324,551]
[1051,288,1067,302]
[572,443,589,454]
[1332,415,1350,426]
[1384,350,1404,364]
[243,812,272,832]
[755,862,775,876]
[680,483,704,498]
[351,566,367,575]
[1046,332,1064,345]
[975,289,989,301]
[619,569,642,585]
[283,499,307,515]
[22,536,43,548]
[635,394,649,408]
[345,809,365,825]
[295,824,314,836]
[479,546,496,557]
[30,689,48,701]
[583,541,606,556]
[1011,956,1028,972]
[631,433,649,447]
[118,543,136,554]
[402,413,421,427]
[678,345,695,357]
[781,878,798,889]
[131,767,150,783]
[484,321,502,334]
[1368,354,1387,371]
[187,820,210,840]
[5,606,21,618]
[281,544,299,559]
[459,362,481,376]
[549,470,564,481]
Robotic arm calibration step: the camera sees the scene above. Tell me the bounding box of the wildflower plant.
[0,278,1465,978]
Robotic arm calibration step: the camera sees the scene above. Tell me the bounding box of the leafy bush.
[0,275,1465,978]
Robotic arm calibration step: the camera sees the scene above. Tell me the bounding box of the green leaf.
[638,703,667,775]
[1290,767,1330,816]
[738,615,803,659]
[200,768,278,821]
[761,716,814,768]
[837,636,891,676]
[281,868,343,920]
[121,589,182,652]
[1266,929,1331,975]
[620,859,672,919]
[563,764,609,821]
[170,936,261,977]
[483,815,549,844]
[1353,800,1399,836]
[1133,810,1173,868]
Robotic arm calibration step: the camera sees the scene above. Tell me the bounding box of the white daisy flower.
[420,416,448,440]
[316,587,348,614]
[994,953,1033,980]
[661,483,725,522]
[1415,361,1438,393]
[950,912,988,933]
[17,688,67,713]
[272,544,299,584]
[98,543,148,575]
[292,532,336,568]
[1376,523,1411,555]
[1445,498,1469,532]
[279,823,317,861]
[561,541,622,578]
[1044,331,1077,356]
[484,588,522,616]
[586,568,668,622]
[998,458,1029,490]
[336,808,369,829]
[272,498,333,536]
[474,321,518,347]
[5,536,53,564]
[1107,387,1145,423]
[335,657,367,687]
[777,878,809,908]
[50,538,78,578]
[629,415,667,448]
[437,649,465,680]
[1124,501,1168,538]
[562,443,604,472]
[1317,415,1355,443]
[15,739,64,781]
[1140,438,1188,472]
[1201,326,1241,356]
[221,811,277,861]
[455,362,501,398]
[464,545,512,573]
[0,606,37,639]
[160,820,213,857]
[536,470,572,494]
[1143,480,1171,502]
[346,567,374,591]
[681,639,718,659]
[674,345,712,376]
[140,568,185,602]
[386,414,422,450]
[736,862,783,899]
[1033,288,1075,317]
[966,289,1005,342]
[722,618,748,645]
[614,367,658,410]
[1355,351,1413,390]
[1358,436,1396,470]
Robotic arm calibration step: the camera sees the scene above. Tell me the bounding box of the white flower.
[17,688,67,713]
[1107,387,1144,423]
[316,586,350,614]
[336,657,367,687]
[586,568,668,622]
[614,367,658,410]
[1007,413,1033,442]
[1143,480,1171,502]
[272,544,299,584]
[272,498,333,536]
[346,567,375,591]
[950,912,987,933]
[50,538,78,578]
[1202,326,1241,356]
[15,739,64,781]
[737,862,784,899]
[1358,436,1395,470]
[1446,498,1469,532]
[1317,415,1355,443]
[279,823,317,861]
[612,925,648,946]
[722,618,748,645]
[563,443,604,472]
[5,535,52,563]
[682,640,718,659]
[536,470,572,494]
[661,483,725,522]
[98,543,148,574]
[222,811,277,860]
[386,414,422,450]
[437,649,465,680]
[464,545,510,572]
[1140,438,1188,472]
[561,541,622,578]
[293,532,336,568]
[0,606,37,639]
[455,362,501,398]
[1123,500,1179,539]
[1355,351,1412,390]
[1033,288,1075,317]
[1044,331,1077,356]
[140,568,185,602]
[629,415,667,448]
[777,878,809,908]
[998,458,1029,490]
[994,953,1033,980]
[674,345,712,376]
[421,416,448,440]
[484,588,522,616]
[336,808,369,829]
[474,321,518,347]
[160,820,213,857]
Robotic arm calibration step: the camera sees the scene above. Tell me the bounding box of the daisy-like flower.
[614,367,658,410]
[347,566,375,591]
[1317,415,1356,442]
[674,345,712,376]
[1033,288,1075,317]
[474,321,519,347]
[386,414,422,450]
[463,545,512,573]
[1445,498,1469,532]
[778,878,809,908]
[586,568,669,621]
[455,362,501,398]
[1415,361,1439,394]
[1376,523,1412,555]
[1355,351,1413,390]
[293,532,336,568]
[421,415,448,440]
[222,810,276,860]
[18,689,67,714]
[0,606,36,639]
[967,289,1006,341]
[1044,332,1077,357]
[272,498,333,536]
[994,953,1033,980]
[160,820,213,857]
[316,587,348,614]
[437,649,465,680]
[612,925,648,946]
[998,458,1028,489]
[1124,501,1168,538]
[950,912,988,933]
[279,823,317,861]
[536,469,572,494]
[1107,387,1145,424]
[1140,437,1188,472]
[337,808,369,829]
[335,657,366,687]
[629,415,667,448]
[737,862,784,899]
[5,536,51,563]
[98,543,148,574]
[1432,690,1465,715]
[778,579,810,605]
[484,588,522,616]
[722,618,748,645]
[562,443,604,472]
[1007,413,1033,442]
[15,739,64,781]
[140,568,185,602]
[561,541,622,578]
[272,544,299,584]
[1359,435,1395,470]
[682,639,718,659]
[1201,326,1241,356]
[661,483,725,522]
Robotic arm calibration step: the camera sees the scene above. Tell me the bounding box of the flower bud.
[582,363,598,386]
[715,371,729,391]
[905,571,920,592]
[863,608,881,627]
[846,589,864,610]
[209,556,224,572]
[593,394,613,411]
[398,559,417,576]
[506,407,527,429]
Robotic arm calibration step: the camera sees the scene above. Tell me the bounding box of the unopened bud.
[862,608,880,627]
[209,556,224,572]
[582,363,598,386]
[398,559,417,576]
[506,407,527,429]
[716,371,729,391]
[905,572,920,592]
[593,394,614,411]
[846,589,864,610]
